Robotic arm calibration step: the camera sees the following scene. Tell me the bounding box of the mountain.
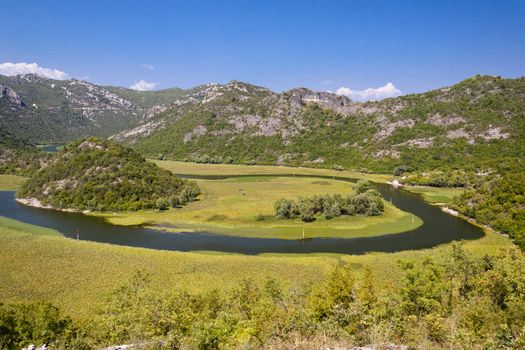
[115,76,525,173]
[2,74,523,174]
[0,74,179,143]
[17,138,200,211]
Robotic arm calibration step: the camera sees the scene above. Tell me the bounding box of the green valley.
[1,6,524,347]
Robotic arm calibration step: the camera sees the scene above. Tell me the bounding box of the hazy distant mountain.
[0,74,182,143]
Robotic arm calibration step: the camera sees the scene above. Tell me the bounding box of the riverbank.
[16,197,87,213]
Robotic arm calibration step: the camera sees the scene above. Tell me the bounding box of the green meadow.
[152,160,393,183]
[0,174,27,190]
[404,185,465,203]
[95,175,422,239]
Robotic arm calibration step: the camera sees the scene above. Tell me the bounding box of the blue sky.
[1,0,524,98]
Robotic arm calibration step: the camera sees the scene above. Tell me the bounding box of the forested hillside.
[452,172,525,248]
[18,138,199,211]
[2,74,523,174]
[0,125,50,176]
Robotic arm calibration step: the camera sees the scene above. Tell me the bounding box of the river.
[0,175,484,254]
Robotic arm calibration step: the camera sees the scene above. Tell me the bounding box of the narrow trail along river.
[0,174,484,254]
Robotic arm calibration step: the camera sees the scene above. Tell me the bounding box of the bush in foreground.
[3,244,524,349]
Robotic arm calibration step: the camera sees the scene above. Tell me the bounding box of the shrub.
[355,179,373,194]
[393,165,412,176]
[156,198,169,210]
[169,195,180,208]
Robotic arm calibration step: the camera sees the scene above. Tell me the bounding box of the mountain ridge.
[1,73,523,174]
[121,75,525,173]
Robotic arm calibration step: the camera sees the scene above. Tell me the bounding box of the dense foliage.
[452,173,525,249]
[274,180,384,222]
[191,154,233,164]
[0,126,50,176]
[17,138,199,211]
[400,170,471,187]
[0,302,77,349]
[2,244,524,349]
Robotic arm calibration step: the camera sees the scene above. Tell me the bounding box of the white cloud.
[142,64,154,70]
[335,82,401,101]
[322,80,333,85]
[130,79,156,91]
[0,62,68,80]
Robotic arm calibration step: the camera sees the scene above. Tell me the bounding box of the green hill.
[17,138,199,211]
[0,75,187,143]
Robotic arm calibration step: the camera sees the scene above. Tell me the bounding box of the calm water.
[37,144,64,153]
[0,175,484,254]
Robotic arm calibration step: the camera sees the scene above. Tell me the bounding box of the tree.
[0,302,72,349]
[297,197,315,222]
[274,199,293,219]
[324,202,341,219]
[311,264,357,326]
[393,165,412,176]
[169,195,180,208]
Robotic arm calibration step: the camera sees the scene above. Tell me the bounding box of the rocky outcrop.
[284,87,360,115]
[0,84,25,107]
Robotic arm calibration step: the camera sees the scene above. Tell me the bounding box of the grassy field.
[153,160,393,183]
[405,186,465,203]
[0,217,334,321]
[0,174,27,190]
[94,176,422,239]
[0,210,512,322]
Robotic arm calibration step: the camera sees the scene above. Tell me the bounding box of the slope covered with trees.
[0,125,50,176]
[17,138,199,211]
[452,172,525,249]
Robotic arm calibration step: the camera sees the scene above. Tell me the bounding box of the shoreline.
[431,201,509,239]
[15,197,85,213]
